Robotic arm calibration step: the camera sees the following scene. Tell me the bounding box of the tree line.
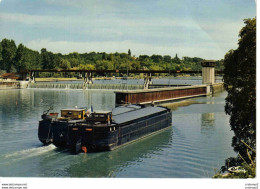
[212,18,256,178]
[0,38,224,77]
[222,18,256,172]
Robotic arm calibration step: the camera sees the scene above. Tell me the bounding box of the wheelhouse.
[85,111,112,124]
[61,109,86,119]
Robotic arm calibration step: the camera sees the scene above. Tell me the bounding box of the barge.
[38,105,172,153]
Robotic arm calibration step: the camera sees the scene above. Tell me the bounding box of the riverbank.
[0,80,29,89]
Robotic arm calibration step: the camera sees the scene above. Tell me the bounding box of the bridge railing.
[19,69,223,74]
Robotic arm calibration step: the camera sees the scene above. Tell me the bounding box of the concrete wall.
[19,81,30,88]
[0,81,20,89]
[202,67,215,84]
[0,81,29,89]
[115,85,209,105]
[212,83,224,94]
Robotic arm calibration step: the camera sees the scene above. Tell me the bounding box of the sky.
[0,0,256,60]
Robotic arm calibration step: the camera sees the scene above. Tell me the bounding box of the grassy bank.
[35,78,80,82]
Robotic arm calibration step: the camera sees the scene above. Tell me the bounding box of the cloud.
[43,0,133,15]
[0,12,193,28]
[0,12,243,60]
[0,12,203,42]
[0,11,237,45]
[194,19,243,49]
[44,0,103,8]
[0,13,81,26]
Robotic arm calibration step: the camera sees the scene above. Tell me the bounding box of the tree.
[172,53,181,64]
[163,55,171,63]
[151,54,163,63]
[56,57,71,70]
[96,60,113,70]
[0,42,2,62]
[0,39,17,72]
[68,58,80,68]
[9,65,17,73]
[128,49,131,56]
[41,48,57,69]
[15,44,41,72]
[138,55,151,69]
[79,64,95,70]
[101,52,108,60]
[223,18,256,169]
[108,53,114,62]
[0,43,2,73]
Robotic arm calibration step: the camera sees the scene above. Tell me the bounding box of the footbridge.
[19,64,223,89]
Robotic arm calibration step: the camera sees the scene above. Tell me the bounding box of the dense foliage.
[213,162,255,178]
[0,38,224,77]
[222,18,256,173]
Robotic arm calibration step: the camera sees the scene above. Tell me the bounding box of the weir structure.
[115,85,211,105]
[19,68,223,89]
[17,61,224,102]
[114,60,223,105]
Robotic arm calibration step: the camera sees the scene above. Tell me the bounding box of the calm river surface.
[0,78,236,178]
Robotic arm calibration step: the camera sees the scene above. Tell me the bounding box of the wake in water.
[0,137,37,145]
[4,144,56,158]
[0,144,66,166]
[0,145,70,177]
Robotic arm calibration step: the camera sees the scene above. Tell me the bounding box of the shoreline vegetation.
[0,38,224,78]
[212,18,256,178]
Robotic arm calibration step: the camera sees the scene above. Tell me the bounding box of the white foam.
[4,144,57,159]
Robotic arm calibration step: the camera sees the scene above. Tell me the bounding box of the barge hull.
[115,111,172,150]
[38,120,53,145]
[38,105,172,153]
[78,110,172,152]
[52,121,70,147]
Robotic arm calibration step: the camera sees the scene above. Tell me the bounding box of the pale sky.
[0,0,256,60]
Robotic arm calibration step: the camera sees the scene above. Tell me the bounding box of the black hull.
[38,106,172,153]
[38,120,53,145]
[114,111,172,150]
[68,111,171,152]
[52,121,70,147]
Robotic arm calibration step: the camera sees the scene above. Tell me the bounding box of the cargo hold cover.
[112,106,167,124]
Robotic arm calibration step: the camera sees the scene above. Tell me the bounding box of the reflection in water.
[65,128,172,177]
[201,113,215,127]
[201,113,215,135]
[205,96,215,105]
[212,91,223,98]
[162,99,199,111]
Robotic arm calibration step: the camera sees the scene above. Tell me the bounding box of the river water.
[0,78,236,178]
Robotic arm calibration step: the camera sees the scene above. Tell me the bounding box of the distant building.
[0,73,19,80]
